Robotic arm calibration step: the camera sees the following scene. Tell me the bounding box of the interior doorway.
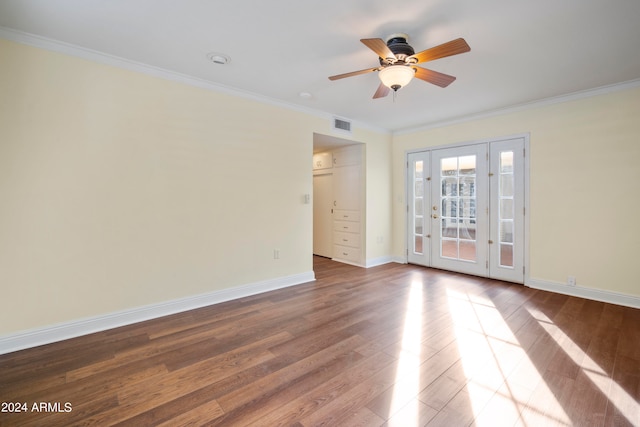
[312,132,365,265]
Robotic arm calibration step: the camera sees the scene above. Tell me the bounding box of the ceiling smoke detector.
[206,52,231,65]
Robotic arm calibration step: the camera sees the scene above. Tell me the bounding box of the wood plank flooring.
[1,256,639,426]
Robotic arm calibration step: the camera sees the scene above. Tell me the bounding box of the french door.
[407,137,526,283]
[431,144,489,276]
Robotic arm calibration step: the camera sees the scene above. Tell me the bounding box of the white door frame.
[405,133,530,284]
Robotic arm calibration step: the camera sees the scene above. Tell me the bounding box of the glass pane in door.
[412,160,424,255]
[439,155,477,262]
[499,151,514,267]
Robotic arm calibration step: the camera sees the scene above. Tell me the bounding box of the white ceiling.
[1,0,639,132]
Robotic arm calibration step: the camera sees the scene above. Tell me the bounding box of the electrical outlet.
[567,276,576,287]
[273,249,280,260]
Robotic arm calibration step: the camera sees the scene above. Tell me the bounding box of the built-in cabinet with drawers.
[312,144,364,266]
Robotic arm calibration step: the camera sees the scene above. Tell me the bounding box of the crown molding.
[0,26,389,136]
[395,78,640,136]
[4,26,636,139]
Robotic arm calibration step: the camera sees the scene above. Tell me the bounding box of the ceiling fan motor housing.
[380,33,415,65]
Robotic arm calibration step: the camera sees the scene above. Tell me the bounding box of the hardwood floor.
[1,256,639,426]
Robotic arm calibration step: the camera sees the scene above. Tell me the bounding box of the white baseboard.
[0,271,315,355]
[526,278,640,309]
[331,258,365,268]
[365,256,394,268]
[5,270,635,355]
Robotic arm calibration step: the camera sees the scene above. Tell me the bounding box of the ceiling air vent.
[332,117,352,134]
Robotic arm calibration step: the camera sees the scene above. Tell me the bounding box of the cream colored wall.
[0,39,392,335]
[363,132,393,262]
[392,86,640,297]
[16,31,638,333]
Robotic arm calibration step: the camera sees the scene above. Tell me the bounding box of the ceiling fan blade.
[408,38,470,64]
[373,83,390,99]
[413,66,457,87]
[361,38,397,61]
[328,67,379,81]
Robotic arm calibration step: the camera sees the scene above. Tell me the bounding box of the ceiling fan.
[328,33,470,98]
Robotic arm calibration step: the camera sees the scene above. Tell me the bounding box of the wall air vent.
[332,117,353,134]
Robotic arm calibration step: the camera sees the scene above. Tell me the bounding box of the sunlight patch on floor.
[446,289,571,426]
[387,278,424,425]
[527,307,639,425]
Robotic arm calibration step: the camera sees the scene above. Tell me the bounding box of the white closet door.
[313,173,333,257]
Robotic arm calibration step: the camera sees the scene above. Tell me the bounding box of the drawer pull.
[343,252,348,256]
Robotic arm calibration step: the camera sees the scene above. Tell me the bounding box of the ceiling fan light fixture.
[378,65,414,91]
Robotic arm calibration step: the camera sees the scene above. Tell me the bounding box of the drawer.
[333,220,359,233]
[333,245,361,263]
[334,209,360,222]
[333,231,360,248]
